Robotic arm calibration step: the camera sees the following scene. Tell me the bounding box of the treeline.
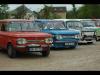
[0,4,9,19]
[67,4,100,19]
[0,4,100,19]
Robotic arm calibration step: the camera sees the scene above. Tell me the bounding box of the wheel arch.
[6,42,13,49]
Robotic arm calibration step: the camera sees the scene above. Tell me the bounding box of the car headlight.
[17,38,27,44]
[56,35,63,40]
[75,35,80,39]
[45,38,53,43]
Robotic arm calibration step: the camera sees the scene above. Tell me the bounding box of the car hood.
[82,27,97,31]
[69,29,81,33]
[0,32,52,38]
[42,29,80,35]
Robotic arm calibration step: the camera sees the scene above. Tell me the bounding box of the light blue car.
[33,19,80,49]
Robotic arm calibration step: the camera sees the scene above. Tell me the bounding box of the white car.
[54,19,96,44]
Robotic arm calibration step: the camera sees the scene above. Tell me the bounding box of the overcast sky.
[8,4,83,12]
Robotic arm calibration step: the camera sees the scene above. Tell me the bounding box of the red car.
[0,19,52,58]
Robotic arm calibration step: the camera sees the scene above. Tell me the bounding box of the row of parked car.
[0,19,99,58]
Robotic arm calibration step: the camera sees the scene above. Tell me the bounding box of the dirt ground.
[0,42,100,71]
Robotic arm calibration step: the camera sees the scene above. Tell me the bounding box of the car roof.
[34,19,64,22]
[54,19,81,22]
[92,19,100,21]
[34,19,96,22]
[0,19,32,23]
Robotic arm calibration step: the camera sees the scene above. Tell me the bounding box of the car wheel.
[7,45,16,58]
[96,37,99,41]
[70,43,77,49]
[41,49,50,57]
[96,37,98,41]
[70,46,76,49]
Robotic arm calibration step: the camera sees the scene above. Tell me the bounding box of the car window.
[73,22,83,29]
[66,21,83,30]
[1,24,6,31]
[43,21,66,30]
[0,24,2,31]
[6,22,21,31]
[96,21,100,26]
[32,22,42,31]
[6,22,40,32]
[66,22,73,28]
[81,21,96,27]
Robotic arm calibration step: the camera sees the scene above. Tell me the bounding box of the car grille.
[27,40,45,43]
[82,31,95,36]
[62,35,75,38]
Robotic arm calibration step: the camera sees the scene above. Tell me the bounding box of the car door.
[0,23,6,48]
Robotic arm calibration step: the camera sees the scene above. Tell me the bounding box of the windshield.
[6,22,40,32]
[67,21,83,30]
[43,21,66,30]
[82,21,96,27]
[95,20,100,26]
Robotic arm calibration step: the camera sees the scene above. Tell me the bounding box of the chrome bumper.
[16,44,41,48]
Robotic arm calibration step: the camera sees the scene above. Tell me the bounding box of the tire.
[96,37,98,41]
[7,45,17,58]
[70,43,77,49]
[70,46,76,49]
[96,37,100,41]
[70,45,77,49]
[41,49,50,57]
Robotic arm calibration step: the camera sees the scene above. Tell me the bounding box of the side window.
[0,24,2,31]
[67,22,73,29]
[73,22,83,30]
[41,22,47,30]
[74,22,79,28]
[35,21,43,30]
[1,24,6,31]
[97,21,100,26]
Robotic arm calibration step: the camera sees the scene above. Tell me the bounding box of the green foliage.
[14,5,27,19]
[66,4,78,19]
[66,4,100,19]
[39,5,61,19]
[12,4,33,19]
[0,4,9,19]
[33,11,40,19]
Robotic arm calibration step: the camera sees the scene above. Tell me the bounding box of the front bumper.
[51,40,78,48]
[16,44,50,52]
[79,35,96,43]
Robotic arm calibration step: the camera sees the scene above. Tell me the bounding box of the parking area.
[0,42,100,71]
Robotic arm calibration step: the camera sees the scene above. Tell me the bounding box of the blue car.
[33,19,80,49]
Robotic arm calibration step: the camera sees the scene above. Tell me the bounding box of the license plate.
[29,48,42,51]
[65,43,74,45]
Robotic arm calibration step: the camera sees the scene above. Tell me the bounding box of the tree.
[14,4,27,19]
[39,4,61,19]
[33,11,40,19]
[72,4,77,18]
[12,4,33,19]
[66,11,74,19]
[0,4,9,19]
[77,4,100,18]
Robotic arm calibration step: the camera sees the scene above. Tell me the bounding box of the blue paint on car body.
[33,19,80,49]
